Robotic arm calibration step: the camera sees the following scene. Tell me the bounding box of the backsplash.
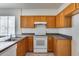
[21,28,72,36]
[58,28,72,36]
[21,28,59,34]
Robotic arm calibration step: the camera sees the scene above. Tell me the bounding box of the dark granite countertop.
[22,33,72,39]
[0,33,72,54]
[46,33,72,39]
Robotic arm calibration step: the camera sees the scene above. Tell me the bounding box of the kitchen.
[0,3,79,56]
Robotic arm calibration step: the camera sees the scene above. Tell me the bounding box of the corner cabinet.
[56,12,72,28]
[17,37,28,56]
[46,16,56,28]
[20,16,34,28]
[56,12,65,28]
[76,3,79,9]
[64,3,76,16]
[53,36,71,56]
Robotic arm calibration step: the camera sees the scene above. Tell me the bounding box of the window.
[0,16,15,37]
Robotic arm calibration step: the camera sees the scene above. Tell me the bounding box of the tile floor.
[26,52,54,56]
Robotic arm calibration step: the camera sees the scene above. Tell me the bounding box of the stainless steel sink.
[5,37,21,41]
[0,36,6,38]
[5,39,16,41]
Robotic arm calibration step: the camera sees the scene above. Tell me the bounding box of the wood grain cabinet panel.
[17,37,28,56]
[56,12,72,28]
[28,36,33,52]
[17,40,23,56]
[20,16,27,28]
[53,37,71,56]
[64,3,76,16]
[26,16,34,28]
[34,16,46,22]
[46,16,56,28]
[20,16,34,28]
[34,16,40,22]
[76,3,79,9]
[56,13,65,28]
[40,16,46,22]
[53,38,57,55]
[48,36,54,52]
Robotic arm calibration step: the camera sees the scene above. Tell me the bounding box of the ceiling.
[0,3,64,9]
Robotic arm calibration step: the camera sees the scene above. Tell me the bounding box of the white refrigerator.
[72,14,79,56]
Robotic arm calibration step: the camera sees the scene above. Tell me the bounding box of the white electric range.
[34,22,47,53]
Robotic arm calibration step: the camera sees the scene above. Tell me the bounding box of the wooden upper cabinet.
[40,16,46,22]
[34,16,40,22]
[76,3,79,9]
[56,12,65,28]
[34,16,46,22]
[20,16,27,28]
[26,16,34,28]
[64,3,76,16]
[20,16,34,28]
[46,16,56,28]
[56,12,72,28]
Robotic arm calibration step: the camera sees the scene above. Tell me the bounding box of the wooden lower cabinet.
[48,36,54,52]
[17,37,28,56]
[54,38,71,56]
[17,36,33,56]
[28,36,33,52]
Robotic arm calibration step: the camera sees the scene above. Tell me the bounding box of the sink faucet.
[10,35,12,40]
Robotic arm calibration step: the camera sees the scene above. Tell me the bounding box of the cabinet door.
[53,38,57,55]
[40,16,46,22]
[17,40,23,56]
[56,12,72,28]
[17,38,27,56]
[64,3,76,16]
[22,39,26,55]
[48,36,53,52]
[34,16,40,22]
[20,16,34,28]
[56,13,65,28]
[20,16,27,28]
[46,16,56,28]
[25,37,28,53]
[26,16,34,28]
[28,37,33,52]
[56,39,71,56]
[76,3,79,9]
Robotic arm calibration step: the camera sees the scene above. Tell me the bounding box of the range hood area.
[34,22,47,25]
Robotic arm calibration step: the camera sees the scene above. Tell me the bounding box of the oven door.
[34,36,47,49]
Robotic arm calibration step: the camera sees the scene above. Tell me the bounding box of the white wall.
[22,9,57,16]
[72,14,79,56]
[22,28,59,34]
[58,28,72,36]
